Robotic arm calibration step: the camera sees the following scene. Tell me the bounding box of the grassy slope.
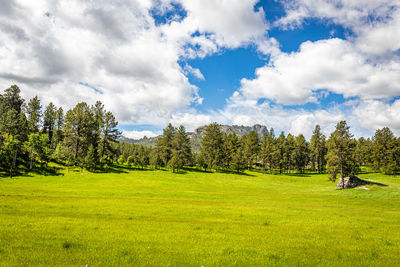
[0,168,399,266]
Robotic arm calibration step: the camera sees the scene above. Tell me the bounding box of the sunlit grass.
[0,167,399,266]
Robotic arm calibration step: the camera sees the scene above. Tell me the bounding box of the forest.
[1,85,400,180]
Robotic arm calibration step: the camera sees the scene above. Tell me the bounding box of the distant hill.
[119,124,269,152]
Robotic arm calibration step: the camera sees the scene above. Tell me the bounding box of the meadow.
[0,167,399,266]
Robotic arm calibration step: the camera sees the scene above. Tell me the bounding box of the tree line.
[0,85,121,176]
[1,85,400,183]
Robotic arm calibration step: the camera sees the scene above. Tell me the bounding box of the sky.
[0,0,400,139]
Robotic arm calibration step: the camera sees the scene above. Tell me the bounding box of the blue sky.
[1,0,400,139]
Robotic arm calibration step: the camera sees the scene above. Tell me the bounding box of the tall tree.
[372,127,395,172]
[200,123,224,170]
[155,123,175,167]
[223,133,240,169]
[25,133,49,169]
[0,85,28,172]
[52,107,65,147]
[276,132,286,174]
[310,125,327,173]
[243,131,260,169]
[293,134,308,173]
[284,134,295,173]
[99,111,121,161]
[63,102,96,165]
[170,125,192,172]
[326,121,358,188]
[43,102,57,144]
[260,128,276,174]
[25,96,42,133]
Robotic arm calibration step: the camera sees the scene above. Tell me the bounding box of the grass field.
[0,167,400,266]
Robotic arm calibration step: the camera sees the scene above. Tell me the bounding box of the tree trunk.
[341,160,344,189]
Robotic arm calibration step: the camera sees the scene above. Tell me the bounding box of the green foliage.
[25,133,50,169]
[117,155,125,165]
[200,123,224,170]
[260,128,276,174]
[230,148,246,173]
[310,125,327,173]
[242,131,260,169]
[25,96,42,133]
[155,123,175,167]
[326,121,359,186]
[293,134,309,173]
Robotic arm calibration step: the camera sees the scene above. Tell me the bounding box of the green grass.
[0,167,399,266]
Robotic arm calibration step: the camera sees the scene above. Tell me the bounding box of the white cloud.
[237,38,400,106]
[354,99,400,135]
[277,0,399,29]
[122,130,158,140]
[0,0,271,126]
[170,112,212,131]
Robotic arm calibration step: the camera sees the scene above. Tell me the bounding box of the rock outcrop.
[337,175,367,189]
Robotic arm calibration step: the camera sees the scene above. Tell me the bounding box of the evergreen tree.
[63,102,96,165]
[200,123,224,170]
[43,102,57,145]
[355,137,372,167]
[276,132,286,174]
[230,147,246,173]
[222,133,240,169]
[243,131,260,169]
[98,111,121,163]
[170,125,192,171]
[284,134,295,173]
[0,85,28,172]
[293,134,308,173]
[310,125,327,173]
[52,107,64,147]
[326,121,358,188]
[155,123,175,167]
[84,145,97,170]
[372,127,395,172]
[25,96,42,133]
[25,133,49,169]
[260,128,276,174]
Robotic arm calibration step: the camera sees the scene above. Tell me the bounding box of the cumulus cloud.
[277,0,399,29]
[236,38,400,106]
[122,130,159,140]
[354,99,400,135]
[0,0,271,126]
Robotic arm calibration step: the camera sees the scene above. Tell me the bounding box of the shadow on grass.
[216,169,256,177]
[182,167,212,174]
[363,179,388,187]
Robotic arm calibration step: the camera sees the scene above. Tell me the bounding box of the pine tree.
[230,147,246,173]
[243,131,260,169]
[284,134,295,173]
[260,128,276,174]
[200,123,224,170]
[222,133,240,169]
[43,102,57,144]
[170,125,192,171]
[52,107,64,147]
[25,96,42,133]
[99,111,121,161]
[276,132,286,174]
[372,127,395,172]
[310,125,327,173]
[326,121,358,188]
[63,102,96,165]
[155,123,176,167]
[293,134,308,173]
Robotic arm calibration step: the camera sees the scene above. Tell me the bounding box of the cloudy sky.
[1,0,400,139]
